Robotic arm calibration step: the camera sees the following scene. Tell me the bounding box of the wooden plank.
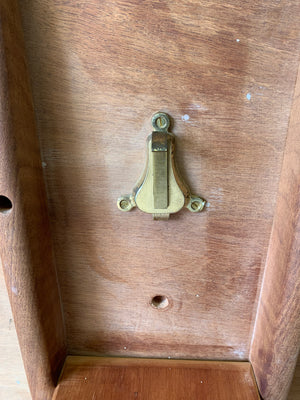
[288,356,300,400]
[52,356,260,400]
[18,0,300,363]
[0,1,66,399]
[250,62,300,399]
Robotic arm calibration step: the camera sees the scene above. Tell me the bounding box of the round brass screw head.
[117,196,134,212]
[152,112,170,132]
[187,196,206,213]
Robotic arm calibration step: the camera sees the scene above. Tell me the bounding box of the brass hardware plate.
[117,112,206,220]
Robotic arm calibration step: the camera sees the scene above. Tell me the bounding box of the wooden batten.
[52,356,260,400]
[0,1,66,399]
[250,66,300,399]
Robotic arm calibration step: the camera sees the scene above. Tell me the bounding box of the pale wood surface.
[0,1,66,399]
[250,61,300,400]
[18,0,300,365]
[52,356,260,400]
[0,266,31,400]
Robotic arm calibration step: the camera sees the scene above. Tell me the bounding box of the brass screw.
[187,196,206,213]
[157,116,166,129]
[120,199,130,210]
[152,112,170,132]
[117,196,134,212]
[191,201,200,210]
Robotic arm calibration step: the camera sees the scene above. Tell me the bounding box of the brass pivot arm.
[117,112,206,220]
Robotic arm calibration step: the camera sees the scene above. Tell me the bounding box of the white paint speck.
[192,103,208,112]
[236,39,240,42]
[42,162,47,168]
[11,286,18,295]
[206,202,210,208]
[246,92,252,101]
[195,294,200,298]
[168,356,171,359]
[201,381,203,384]
[84,377,87,381]
[181,114,190,121]
[233,349,245,358]
[124,346,127,350]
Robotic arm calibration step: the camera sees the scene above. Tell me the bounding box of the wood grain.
[18,0,300,364]
[52,356,260,400]
[0,0,296,398]
[288,356,300,400]
[250,62,300,399]
[0,1,66,399]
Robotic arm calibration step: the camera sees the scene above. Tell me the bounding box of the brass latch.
[117,112,206,220]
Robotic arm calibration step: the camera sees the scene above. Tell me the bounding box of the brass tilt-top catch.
[117,112,206,220]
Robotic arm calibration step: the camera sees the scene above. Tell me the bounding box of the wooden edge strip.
[0,1,67,399]
[250,63,300,399]
[59,355,254,369]
[52,356,260,400]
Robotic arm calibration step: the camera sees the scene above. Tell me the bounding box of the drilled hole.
[151,295,169,310]
[0,196,13,214]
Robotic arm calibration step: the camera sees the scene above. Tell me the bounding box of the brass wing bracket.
[117,112,206,220]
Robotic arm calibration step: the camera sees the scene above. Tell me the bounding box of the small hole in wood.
[0,196,13,214]
[151,295,169,310]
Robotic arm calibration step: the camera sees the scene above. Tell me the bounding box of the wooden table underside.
[0,1,299,399]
